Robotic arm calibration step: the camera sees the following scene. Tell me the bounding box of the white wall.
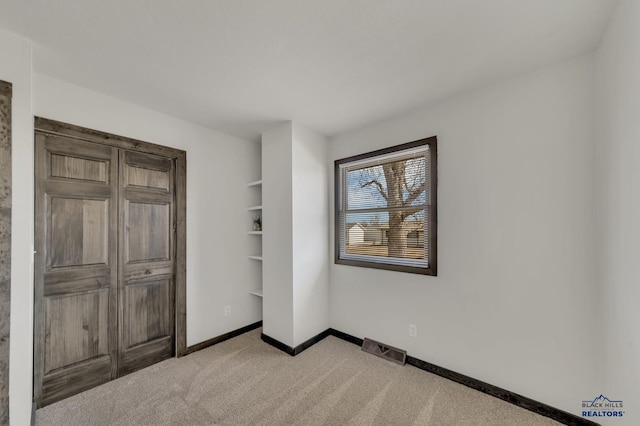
[292,123,329,346]
[33,74,263,347]
[262,121,329,348]
[329,56,598,415]
[262,122,295,345]
[595,1,640,425]
[2,23,263,421]
[0,26,34,426]
[2,68,263,425]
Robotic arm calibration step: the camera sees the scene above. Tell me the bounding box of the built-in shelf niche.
[248,178,263,298]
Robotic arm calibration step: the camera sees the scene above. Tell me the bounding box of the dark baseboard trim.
[261,328,332,356]
[405,355,597,426]
[329,328,363,346]
[294,329,332,355]
[184,321,262,356]
[261,333,295,355]
[329,329,598,426]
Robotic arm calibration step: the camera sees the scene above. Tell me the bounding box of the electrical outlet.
[409,324,417,337]
[224,305,231,317]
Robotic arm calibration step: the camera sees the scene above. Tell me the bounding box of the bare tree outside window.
[359,157,426,257]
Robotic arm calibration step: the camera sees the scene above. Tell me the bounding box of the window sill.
[335,257,436,276]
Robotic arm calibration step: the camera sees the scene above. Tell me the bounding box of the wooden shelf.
[248,178,263,302]
[249,289,263,298]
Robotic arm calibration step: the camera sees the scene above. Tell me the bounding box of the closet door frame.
[0,80,12,425]
[33,117,187,396]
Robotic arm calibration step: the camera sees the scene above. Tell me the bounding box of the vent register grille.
[361,338,407,365]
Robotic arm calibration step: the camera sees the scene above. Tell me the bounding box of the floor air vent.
[361,338,406,365]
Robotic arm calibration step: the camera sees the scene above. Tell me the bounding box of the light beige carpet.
[36,329,561,425]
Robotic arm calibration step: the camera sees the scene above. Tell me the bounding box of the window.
[335,137,437,275]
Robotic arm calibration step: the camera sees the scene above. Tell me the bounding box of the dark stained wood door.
[34,131,178,407]
[118,150,175,375]
[34,134,119,406]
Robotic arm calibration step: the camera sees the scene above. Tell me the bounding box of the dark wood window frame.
[33,117,188,357]
[334,137,437,276]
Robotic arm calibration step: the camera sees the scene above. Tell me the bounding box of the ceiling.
[0,0,618,142]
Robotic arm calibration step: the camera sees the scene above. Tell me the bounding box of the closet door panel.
[126,200,170,262]
[125,278,171,347]
[48,197,109,267]
[34,134,118,407]
[44,289,110,373]
[118,150,175,376]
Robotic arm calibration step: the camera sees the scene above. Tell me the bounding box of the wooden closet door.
[118,150,175,375]
[34,134,118,407]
